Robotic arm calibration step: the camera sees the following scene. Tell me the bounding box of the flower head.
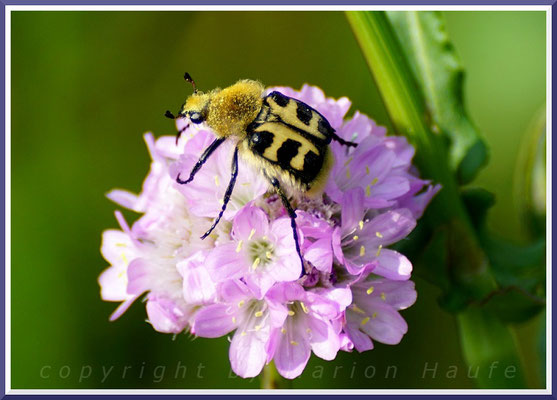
[99,84,438,379]
[206,203,303,298]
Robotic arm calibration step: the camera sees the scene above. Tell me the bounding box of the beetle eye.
[189,112,203,124]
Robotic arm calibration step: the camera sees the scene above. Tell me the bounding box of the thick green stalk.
[346,10,493,297]
[346,11,526,388]
[346,12,455,218]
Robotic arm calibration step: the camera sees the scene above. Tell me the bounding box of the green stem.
[458,307,527,388]
[346,10,526,388]
[346,11,461,223]
[346,10,494,296]
[260,362,291,389]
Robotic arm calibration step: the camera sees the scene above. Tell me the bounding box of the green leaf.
[481,286,545,324]
[514,107,546,237]
[411,226,450,290]
[461,187,496,232]
[386,11,489,184]
[483,236,545,296]
[458,307,527,388]
[536,310,546,383]
[478,235,545,323]
[345,11,471,226]
[346,11,526,387]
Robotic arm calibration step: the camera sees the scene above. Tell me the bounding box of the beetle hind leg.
[331,131,358,147]
[268,177,306,278]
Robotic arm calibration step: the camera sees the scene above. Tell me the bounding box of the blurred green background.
[11,11,546,389]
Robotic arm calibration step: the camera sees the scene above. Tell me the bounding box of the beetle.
[166,73,357,276]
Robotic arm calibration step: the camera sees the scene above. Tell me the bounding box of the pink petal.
[314,287,353,311]
[126,258,152,295]
[306,293,342,320]
[205,243,247,282]
[193,304,238,338]
[270,217,298,246]
[358,145,397,185]
[266,282,305,304]
[310,321,340,361]
[354,279,417,310]
[273,326,311,379]
[177,252,216,305]
[106,189,139,211]
[98,266,128,301]
[100,229,135,267]
[385,136,414,167]
[232,204,269,240]
[366,176,411,205]
[341,188,365,236]
[361,209,416,248]
[218,279,251,303]
[359,302,408,345]
[297,211,333,240]
[345,310,374,352]
[245,272,276,299]
[339,333,356,352]
[267,255,303,284]
[331,227,344,265]
[229,329,268,378]
[146,297,190,334]
[374,249,413,280]
[304,237,333,273]
[109,297,138,321]
[400,183,442,219]
[266,300,289,328]
[336,111,375,144]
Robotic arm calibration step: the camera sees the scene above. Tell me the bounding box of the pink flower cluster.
[99,85,440,379]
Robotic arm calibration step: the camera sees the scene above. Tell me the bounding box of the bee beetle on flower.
[165,73,358,276]
[100,78,440,379]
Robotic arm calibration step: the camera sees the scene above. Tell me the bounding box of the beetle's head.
[179,72,223,125]
[179,92,210,125]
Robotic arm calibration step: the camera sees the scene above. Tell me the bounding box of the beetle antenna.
[184,72,197,94]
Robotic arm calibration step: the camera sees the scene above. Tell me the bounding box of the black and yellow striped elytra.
[166,76,357,276]
[247,91,333,192]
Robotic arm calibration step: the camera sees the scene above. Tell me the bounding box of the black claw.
[175,137,226,185]
[176,173,192,185]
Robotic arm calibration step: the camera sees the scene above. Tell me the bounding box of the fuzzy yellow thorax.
[182,80,264,139]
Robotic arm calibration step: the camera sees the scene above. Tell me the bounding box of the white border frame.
[4,4,553,396]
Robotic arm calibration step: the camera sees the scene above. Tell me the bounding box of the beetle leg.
[176,137,226,185]
[165,110,190,145]
[268,177,306,278]
[330,131,358,148]
[174,124,189,145]
[200,145,239,239]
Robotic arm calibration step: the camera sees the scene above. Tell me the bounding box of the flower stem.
[346,10,496,300]
[346,11,462,223]
[346,10,527,388]
[260,362,291,389]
